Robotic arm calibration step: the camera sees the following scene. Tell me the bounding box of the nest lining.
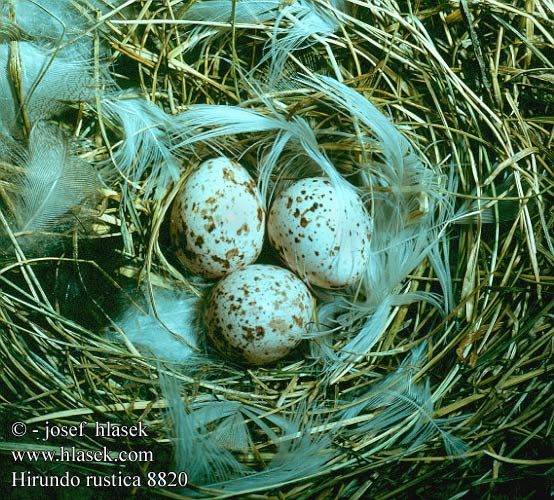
[1,1,553,499]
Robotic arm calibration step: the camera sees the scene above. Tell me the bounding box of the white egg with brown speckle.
[170,157,265,279]
[205,264,314,365]
[268,177,371,288]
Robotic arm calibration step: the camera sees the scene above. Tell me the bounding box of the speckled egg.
[205,264,314,365]
[170,157,265,279]
[267,177,371,288]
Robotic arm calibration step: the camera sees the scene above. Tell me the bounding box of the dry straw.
[1,0,553,499]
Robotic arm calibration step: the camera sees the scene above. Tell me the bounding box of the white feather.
[0,121,100,250]
[179,0,344,84]
[0,0,118,133]
[2,1,180,199]
[184,0,280,23]
[99,95,181,198]
[341,344,467,458]
[159,370,337,492]
[158,375,248,485]
[298,74,437,195]
[114,287,203,363]
[0,128,24,164]
[263,0,344,84]
[0,42,105,134]
[209,403,336,494]
[9,0,106,46]
[319,217,451,372]
[168,99,345,187]
[19,123,99,231]
[170,0,281,56]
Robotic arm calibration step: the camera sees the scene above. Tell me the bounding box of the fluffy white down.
[116,288,202,363]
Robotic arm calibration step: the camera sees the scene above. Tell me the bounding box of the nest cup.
[1,1,553,499]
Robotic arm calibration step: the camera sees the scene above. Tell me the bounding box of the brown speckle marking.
[269,318,288,333]
[222,167,234,181]
[292,315,303,327]
[237,223,249,236]
[226,248,239,260]
[243,179,257,197]
[211,254,231,269]
[258,206,265,222]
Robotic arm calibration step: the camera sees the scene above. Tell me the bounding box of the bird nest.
[1,1,553,499]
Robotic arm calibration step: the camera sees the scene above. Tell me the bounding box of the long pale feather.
[0,43,105,133]
[209,403,336,494]
[180,0,278,55]
[298,74,438,194]
[179,0,344,84]
[168,98,348,191]
[263,0,344,83]
[158,375,247,485]
[159,370,337,492]
[184,0,280,23]
[318,210,451,371]
[285,75,454,369]
[99,95,181,198]
[12,121,99,234]
[341,344,467,458]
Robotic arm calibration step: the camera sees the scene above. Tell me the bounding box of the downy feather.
[114,286,203,363]
[168,96,350,193]
[99,95,181,198]
[263,0,344,84]
[158,374,248,486]
[8,0,105,47]
[341,344,467,458]
[319,208,451,372]
[180,0,344,86]
[3,122,100,245]
[0,42,106,134]
[0,0,116,134]
[208,403,336,494]
[298,74,437,196]
[175,0,281,56]
[184,0,280,23]
[159,370,337,493]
